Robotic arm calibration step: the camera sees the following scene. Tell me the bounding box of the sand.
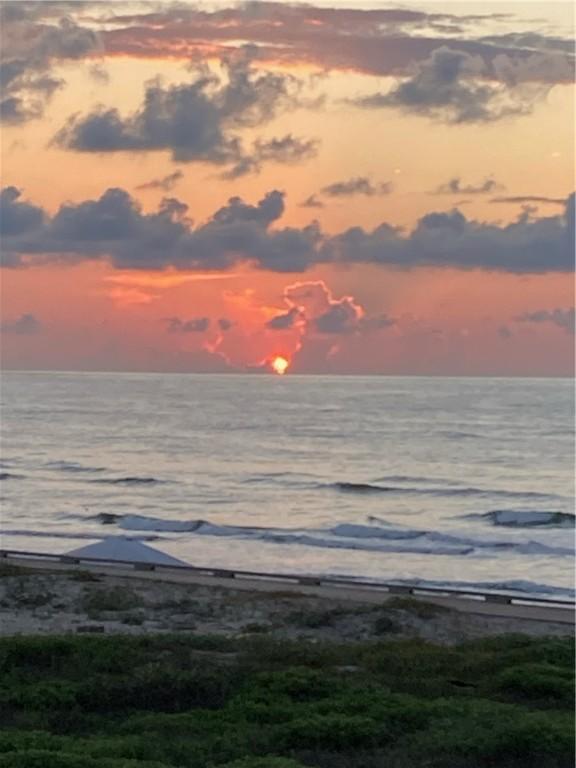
[0,561,573,644]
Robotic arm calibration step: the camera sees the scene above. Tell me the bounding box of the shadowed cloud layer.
[2,186,574,275]
[54,47,317,175]
[355,46,566,123]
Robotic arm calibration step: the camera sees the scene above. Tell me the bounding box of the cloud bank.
[2,186,573,275]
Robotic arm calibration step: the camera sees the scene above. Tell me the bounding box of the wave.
[438,431,484,440]
[384,577,575,600]
[0,472,22,481]
[92,513,574,559]
[0,529,158,542]
[242,475,561,502]
[46,460,106,473]
[328,481,558,501]
[333,481,395,494]
[468,510,575,528]
[89,476,168,486]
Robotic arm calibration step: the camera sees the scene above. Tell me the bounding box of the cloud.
[54,47,316,176]
[136,171,184,192]
[281,281,365,335]
[314,298,364,334]
[217,317,233,331]
[355,46,560,124]
[266,306,303,330]
[2,186,573,275]
[490,195,566,206]
[432,177,504,195]
[263,280,394,372]
[0,186,45,235]
[165,316,210,333]
[0,9,101,124]
[321,177,392,198]
[0,313,41,334]
[299,194,324,209]
[515,308,575,334]
[96,4,574,86]
[223,134,319,178]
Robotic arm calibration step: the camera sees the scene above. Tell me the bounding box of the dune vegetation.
[0,632,573,768]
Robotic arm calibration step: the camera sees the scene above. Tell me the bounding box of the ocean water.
[0,371,574,599]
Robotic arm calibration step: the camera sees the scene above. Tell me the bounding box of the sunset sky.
[1,0,574,375]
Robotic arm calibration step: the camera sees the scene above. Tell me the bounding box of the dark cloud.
[1,9,100,123]
[516,308,575,334]
[165,316,210,333]
[97,4,574,86]
[355,46,561,124]
[321,177,392,198]
[281,281,365,336]
[223,134,319,178]
[266,306,302,330]
[54,48,316,176]
[136,171,184,192]
[299,194,324,209]
[0,313,41,334]
[490,195,566,206]
[432,177,504,195]
[2,186,573,274]
[314,299,362,334]
[0,186,45,235]
[218,317,233,331]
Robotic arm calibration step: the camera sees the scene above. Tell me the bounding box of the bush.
[495,663,574,705]
[276,714,381,751]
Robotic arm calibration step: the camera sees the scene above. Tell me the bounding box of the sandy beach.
[1,559,573,643]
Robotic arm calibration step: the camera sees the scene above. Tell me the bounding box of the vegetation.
[0,633,573,767]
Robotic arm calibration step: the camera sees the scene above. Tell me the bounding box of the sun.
[271,356,290,375]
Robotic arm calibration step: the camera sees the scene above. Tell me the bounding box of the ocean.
[0,371,574,599]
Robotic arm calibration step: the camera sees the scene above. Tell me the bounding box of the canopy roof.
[66,537,187,566]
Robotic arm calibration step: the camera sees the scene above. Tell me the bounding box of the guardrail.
[1,548,574,610]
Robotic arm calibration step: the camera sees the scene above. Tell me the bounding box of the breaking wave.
[468,510,575,528]
[91,513,574,558]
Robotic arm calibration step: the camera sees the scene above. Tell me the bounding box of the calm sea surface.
[1,372,574,598]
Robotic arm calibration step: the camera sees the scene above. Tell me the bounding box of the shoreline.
[1,556,573,642]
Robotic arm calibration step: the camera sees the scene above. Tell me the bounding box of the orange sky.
[1,0,574,375]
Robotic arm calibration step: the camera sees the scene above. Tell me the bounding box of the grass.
[0,633,572,767]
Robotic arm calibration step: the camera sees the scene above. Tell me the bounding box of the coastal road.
[3,552,574,626]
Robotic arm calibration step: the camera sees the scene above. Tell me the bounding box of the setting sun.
[271,356,290,375]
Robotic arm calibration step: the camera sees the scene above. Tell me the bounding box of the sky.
[0,0,574,375]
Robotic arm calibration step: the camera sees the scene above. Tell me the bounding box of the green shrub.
[494,663,574,705]
[276,714,381,750]
[218,759,308,768]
